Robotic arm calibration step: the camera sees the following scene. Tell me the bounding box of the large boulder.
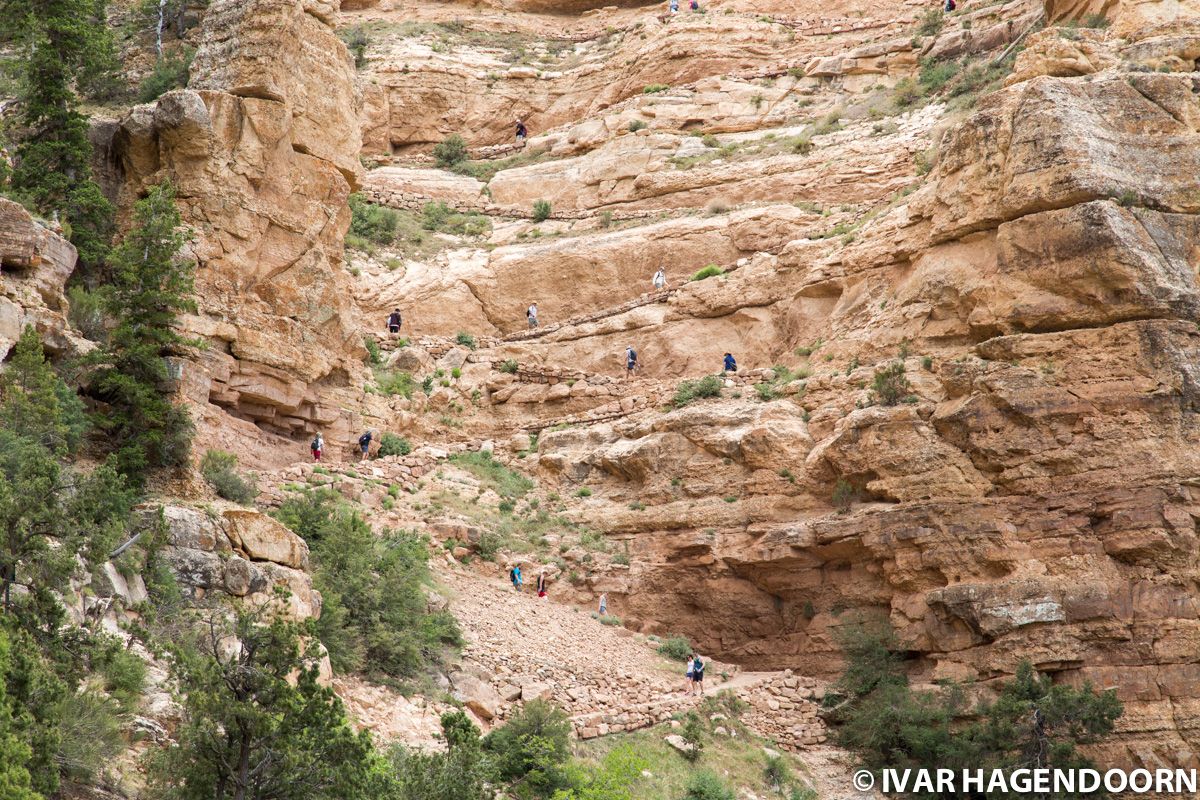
[449,671,502,721]
[223,509,310,570]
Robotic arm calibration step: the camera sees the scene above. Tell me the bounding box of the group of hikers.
[379,268,738,381]
[508,564,549,598]
[308,429,376,462]
[667,0,701,12]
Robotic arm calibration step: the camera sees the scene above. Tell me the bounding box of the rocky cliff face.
[0,199,89,358]
[324,0,1200,770]
[103,0,370,466]
[3,0,1191,777]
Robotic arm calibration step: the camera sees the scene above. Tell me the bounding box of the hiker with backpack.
[683,652,695,694]
[516,120,528,143]
[386,308,403,333]
[358,430,373,462]
[625,346,639,378]
[510,564,523,592]
[691,654,705,695]
[723,353,737,373]
[652,267,666,291]
[311,432,324,462]
[527,302,539,329]
[598,593,608,615]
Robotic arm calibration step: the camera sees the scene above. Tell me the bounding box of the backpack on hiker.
[311,437,321,450]
[359,432,371,448]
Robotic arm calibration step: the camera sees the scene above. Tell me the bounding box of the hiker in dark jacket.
[691,655,706,695]
[387,309,402,333]
[516,120,528,142]
[723,353,737,373]
[358,430,373,462]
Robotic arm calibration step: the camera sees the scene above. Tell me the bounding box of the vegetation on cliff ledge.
[275,488,462,683]
[828,618,1123,797]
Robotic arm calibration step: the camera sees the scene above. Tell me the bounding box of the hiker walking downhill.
[598,593,608,615]
[691,654,706,695]
[652,267,666,291]
[723,352,737,373]
[625,346,639,378]
[386,308,403,334]
[358,430,373,462]
[537,571,547,598]
[683,652,695,694]
[510,564,523,592]
[526,302,539,329]
[310,432,324,462]
[669,0,679,12]
[516,120,528,143]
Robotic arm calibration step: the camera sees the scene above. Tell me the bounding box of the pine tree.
[0,326,87,456]
[0,629,42,800]
[0,0,116,270]
[152,611,388,800]
[86,180,195,486]
[0,327,133,613]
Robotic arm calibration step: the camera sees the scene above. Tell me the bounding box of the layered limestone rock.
[0,198,89,358]
[351,2,919,153]
[107,0,367,466]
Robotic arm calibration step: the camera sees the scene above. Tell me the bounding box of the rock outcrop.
[0,198,87,358]
[106,0,368,466]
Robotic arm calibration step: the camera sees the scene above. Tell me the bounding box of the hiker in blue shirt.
[723,353,737,373]
[625,346,639,378]
[509,565,523,592]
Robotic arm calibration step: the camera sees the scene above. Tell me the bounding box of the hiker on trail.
[527,302,539,329]
[944,0,956,10]
[723,352,737,373]
[387,308,403,333]
[653,267,666,290]
[690,0,699,9]
[598,593,608,615]
[691,654,706,695]
[358,430,373,462]
[537,571,547,598]
[510,565,523,592]
[683,652,695,694]
[516,120,528,143]
[669,0,678,13]
[625,346,639,378]
[310,432,324,462]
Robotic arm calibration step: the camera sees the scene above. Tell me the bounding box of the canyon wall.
[362,3,1200,769]
[105,0,370,465]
